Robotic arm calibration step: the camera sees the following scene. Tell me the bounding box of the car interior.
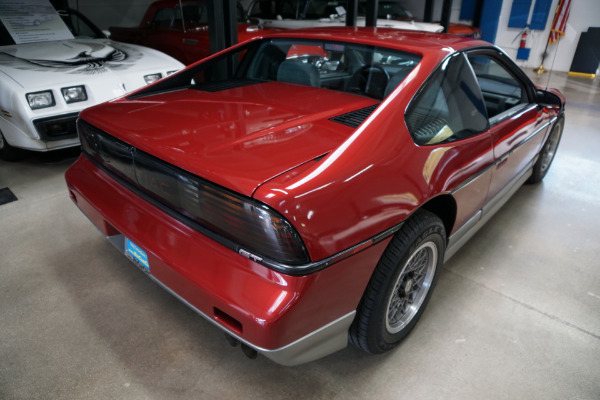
[241,39,422,100]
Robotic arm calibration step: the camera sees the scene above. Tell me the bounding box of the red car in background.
[109,0,275,65]
[66,27,564,365]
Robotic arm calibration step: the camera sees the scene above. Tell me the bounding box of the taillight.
[134,151,309,265]
[78,120,136,183]
[78,119,310,266]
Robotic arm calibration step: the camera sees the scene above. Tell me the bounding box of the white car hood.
[0,38,180,88]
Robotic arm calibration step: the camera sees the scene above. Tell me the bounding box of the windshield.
[134,37,421,101]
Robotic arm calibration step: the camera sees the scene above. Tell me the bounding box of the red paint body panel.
[66,155,390,348]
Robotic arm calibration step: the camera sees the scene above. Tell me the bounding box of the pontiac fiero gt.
[65,28,564,365]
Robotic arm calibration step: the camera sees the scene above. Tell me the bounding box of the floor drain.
[0,187,18,205]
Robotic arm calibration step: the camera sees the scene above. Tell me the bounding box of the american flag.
[549,0,572,44]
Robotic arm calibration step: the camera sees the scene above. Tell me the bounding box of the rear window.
[138,37,421,102]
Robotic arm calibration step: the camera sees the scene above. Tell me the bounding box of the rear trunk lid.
[81,81,378,196]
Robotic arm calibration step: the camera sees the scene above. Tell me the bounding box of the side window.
[467,55,529,121]
[152,8,175,29]
[405,53,489,145]
[182,2,208,26]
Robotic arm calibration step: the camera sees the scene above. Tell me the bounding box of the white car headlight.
[27,91,55,110]
[144,73,163,84]
[61,85,88,104]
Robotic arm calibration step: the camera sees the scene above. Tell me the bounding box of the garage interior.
[1,0,600,399]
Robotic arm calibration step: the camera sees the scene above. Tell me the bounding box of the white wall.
[493,0,599,73]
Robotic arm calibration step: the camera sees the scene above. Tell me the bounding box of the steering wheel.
[349,64,390,99]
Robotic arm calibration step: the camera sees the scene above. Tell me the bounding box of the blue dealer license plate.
[125,238,149,272]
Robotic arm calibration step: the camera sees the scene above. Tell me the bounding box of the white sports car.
[246,0,444,32]
[0,5,184,160]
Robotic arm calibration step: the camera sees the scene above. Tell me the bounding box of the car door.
[465,50,553,207]
[141,6,187,61]
[179,1,211,64]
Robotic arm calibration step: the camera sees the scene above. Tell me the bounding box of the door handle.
[182,38,198,45]
[496,155,509,169]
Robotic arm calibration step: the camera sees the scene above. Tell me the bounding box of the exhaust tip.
[224,333,258,359]
[224,333,239,347]
[240,343,258,359]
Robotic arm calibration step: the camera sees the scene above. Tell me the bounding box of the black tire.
[350,209,445,354]
[527,115,564,184]
[0,131,24,161]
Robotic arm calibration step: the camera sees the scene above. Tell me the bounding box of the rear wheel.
[528,116,564,184]
[350,209,445,353]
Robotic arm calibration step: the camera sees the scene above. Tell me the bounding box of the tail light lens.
[78,121,136,183]
[78,119,309,266]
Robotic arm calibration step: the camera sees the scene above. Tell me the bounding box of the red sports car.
[65,27,565,365]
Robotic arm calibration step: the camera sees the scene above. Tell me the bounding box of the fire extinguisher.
[520,30,528,48]
[513,26,531,48]
[514,26,531,60]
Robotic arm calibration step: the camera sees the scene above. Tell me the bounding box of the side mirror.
[537,89,562,107]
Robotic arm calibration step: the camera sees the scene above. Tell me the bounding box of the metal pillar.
[440,0,453,33]
[207,0,238,54]
[206,0,238,79]
[346,0,358,27]
[473,0,484,28]
[364,0,379,27]
[423,0,434,22]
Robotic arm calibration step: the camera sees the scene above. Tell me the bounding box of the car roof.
[255,26,488,57]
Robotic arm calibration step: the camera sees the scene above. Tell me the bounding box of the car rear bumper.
[65,155,389,365]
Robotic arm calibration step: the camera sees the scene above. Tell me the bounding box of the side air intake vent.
[329,104,379,128]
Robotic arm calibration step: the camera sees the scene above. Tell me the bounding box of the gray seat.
[277,60,321,87]
[251,44,286,81]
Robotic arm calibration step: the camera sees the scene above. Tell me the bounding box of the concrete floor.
[1,70,599,400]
